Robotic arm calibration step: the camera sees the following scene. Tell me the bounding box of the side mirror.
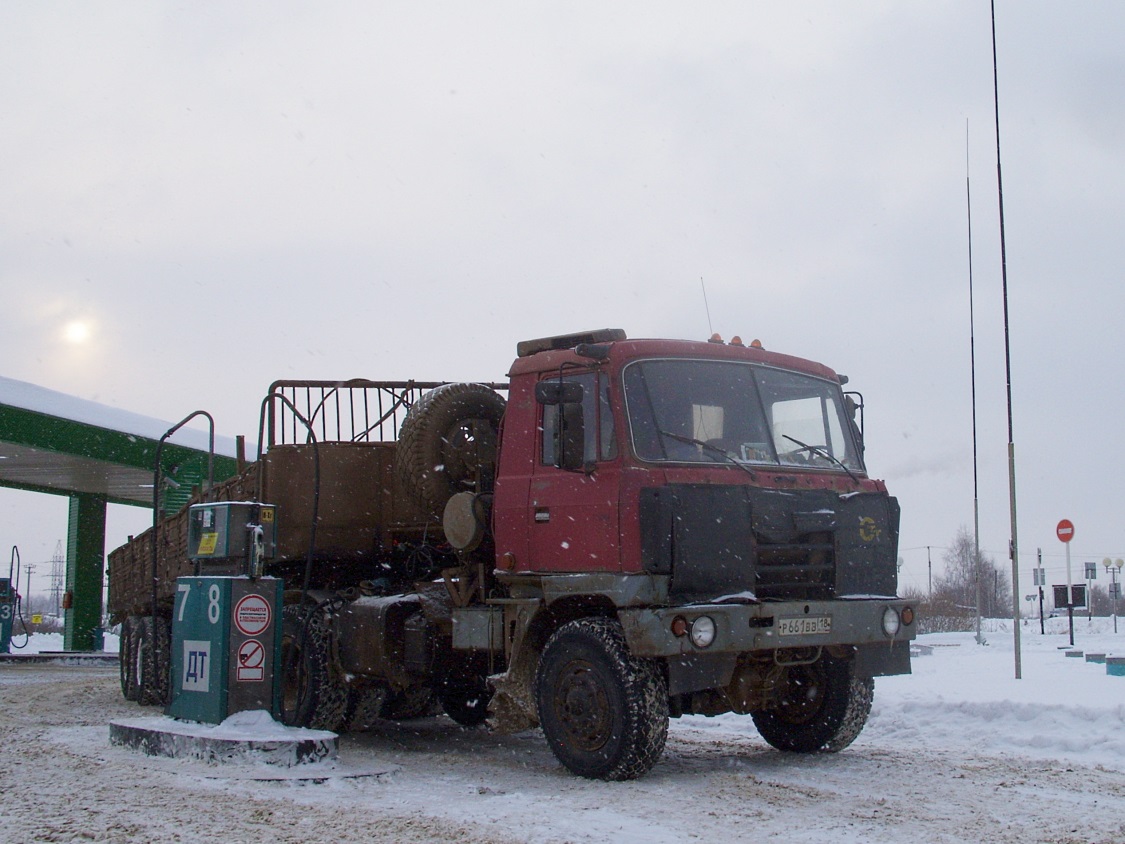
[535,380,584,405]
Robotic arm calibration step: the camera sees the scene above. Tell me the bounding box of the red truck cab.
[493,329,899,599]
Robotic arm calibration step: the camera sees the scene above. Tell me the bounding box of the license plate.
[778,615,832,636]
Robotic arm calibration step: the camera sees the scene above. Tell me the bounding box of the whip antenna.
[700,277,714,336]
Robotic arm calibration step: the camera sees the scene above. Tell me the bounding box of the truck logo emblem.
[858,517,880,543]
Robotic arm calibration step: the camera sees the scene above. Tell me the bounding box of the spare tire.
[395,383,506,517]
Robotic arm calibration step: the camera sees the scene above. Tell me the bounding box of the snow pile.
[870,622,1125,773]
[649,617,1125,777]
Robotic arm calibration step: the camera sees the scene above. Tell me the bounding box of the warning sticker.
[233,594,272,637]
[236,639,265,682]
[197,532,219,555]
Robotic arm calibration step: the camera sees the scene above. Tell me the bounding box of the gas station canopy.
[0,375,243,651]
[0,375,241,509]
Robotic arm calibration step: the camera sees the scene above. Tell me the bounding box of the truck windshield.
[622,358,863,473]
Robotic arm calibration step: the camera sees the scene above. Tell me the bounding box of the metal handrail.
[265,380,508,447]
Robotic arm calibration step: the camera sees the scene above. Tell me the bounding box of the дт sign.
[1057,519,1075,544]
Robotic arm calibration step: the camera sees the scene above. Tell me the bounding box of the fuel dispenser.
[0,577,16,654]
[167,502,284,723]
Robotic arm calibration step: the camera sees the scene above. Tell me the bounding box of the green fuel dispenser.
[167,501,283,724]
[168,575,283,723]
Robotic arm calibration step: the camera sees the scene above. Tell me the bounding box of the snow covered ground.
[2,619,1123,843]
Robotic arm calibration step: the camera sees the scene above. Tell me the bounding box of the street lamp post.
[1085,561,1097,622]
[1104,558,1123,634]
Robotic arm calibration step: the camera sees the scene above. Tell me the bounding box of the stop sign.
[1057,519,1075,543]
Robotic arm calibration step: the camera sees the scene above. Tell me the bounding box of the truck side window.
[541,372,616,466]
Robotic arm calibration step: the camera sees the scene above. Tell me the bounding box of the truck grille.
[754,533,835,601]
[641,484,899,603]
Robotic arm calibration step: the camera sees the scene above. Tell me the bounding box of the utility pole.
[990,0,1021,679]
[23,562,35,614]
[50,540,65,617]
[927,546,932,600]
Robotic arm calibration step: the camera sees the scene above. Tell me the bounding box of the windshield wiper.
[782,435,859,483]
[657,430,758,480]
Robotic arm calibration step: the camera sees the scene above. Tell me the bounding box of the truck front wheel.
[535,617,668,781]
[751,654,873,753]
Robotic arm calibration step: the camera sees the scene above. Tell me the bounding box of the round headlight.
[690,616,716,648]
[882,607,901,637]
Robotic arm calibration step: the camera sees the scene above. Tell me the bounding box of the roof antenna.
[700,277,714,336]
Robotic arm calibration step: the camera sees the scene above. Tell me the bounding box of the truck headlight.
[690,616,716,648]
[882,607,901,637]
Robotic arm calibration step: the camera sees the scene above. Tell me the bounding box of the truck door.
[527,371,620,573]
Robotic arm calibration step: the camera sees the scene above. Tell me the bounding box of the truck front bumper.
[617,598,917,658]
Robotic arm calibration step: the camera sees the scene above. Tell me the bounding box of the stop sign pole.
[1057,519,1075,645]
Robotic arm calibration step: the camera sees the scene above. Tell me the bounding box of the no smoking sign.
[236,639,265,682]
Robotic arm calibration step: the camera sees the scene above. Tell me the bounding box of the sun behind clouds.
[62,319,92,344]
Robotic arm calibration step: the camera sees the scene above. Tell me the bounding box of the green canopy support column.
[65,493,107,652]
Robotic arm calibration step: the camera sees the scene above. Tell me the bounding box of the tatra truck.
[109,329,915,780]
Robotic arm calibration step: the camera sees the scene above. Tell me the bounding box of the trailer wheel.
[395,383,506,516]
[132,616,170,707]
[279,605,349,732]
[535,617,668,781]
[751,654,872,753]
[119,617,138,701]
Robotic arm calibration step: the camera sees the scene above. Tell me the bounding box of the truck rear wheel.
[279,605,350,732]
[751,654,873,753]
[380,685,438,721]
[344,684,390,732]
[395,383,506,517]
[535,617,668,781]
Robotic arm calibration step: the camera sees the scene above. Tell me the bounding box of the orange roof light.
[708,333,724,344]
[750,339,763,349]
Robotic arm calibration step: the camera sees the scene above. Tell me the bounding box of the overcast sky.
[2,2,1123,604]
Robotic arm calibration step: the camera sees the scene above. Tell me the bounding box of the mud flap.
[854,640,911,678]
[484,598,541,734]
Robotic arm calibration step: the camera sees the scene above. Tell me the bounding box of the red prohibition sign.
[238,639,265,669]
[233,594,272,636]
[1056,519,1075,544]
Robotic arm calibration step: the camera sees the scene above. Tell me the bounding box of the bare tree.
[933,526,1011,619]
